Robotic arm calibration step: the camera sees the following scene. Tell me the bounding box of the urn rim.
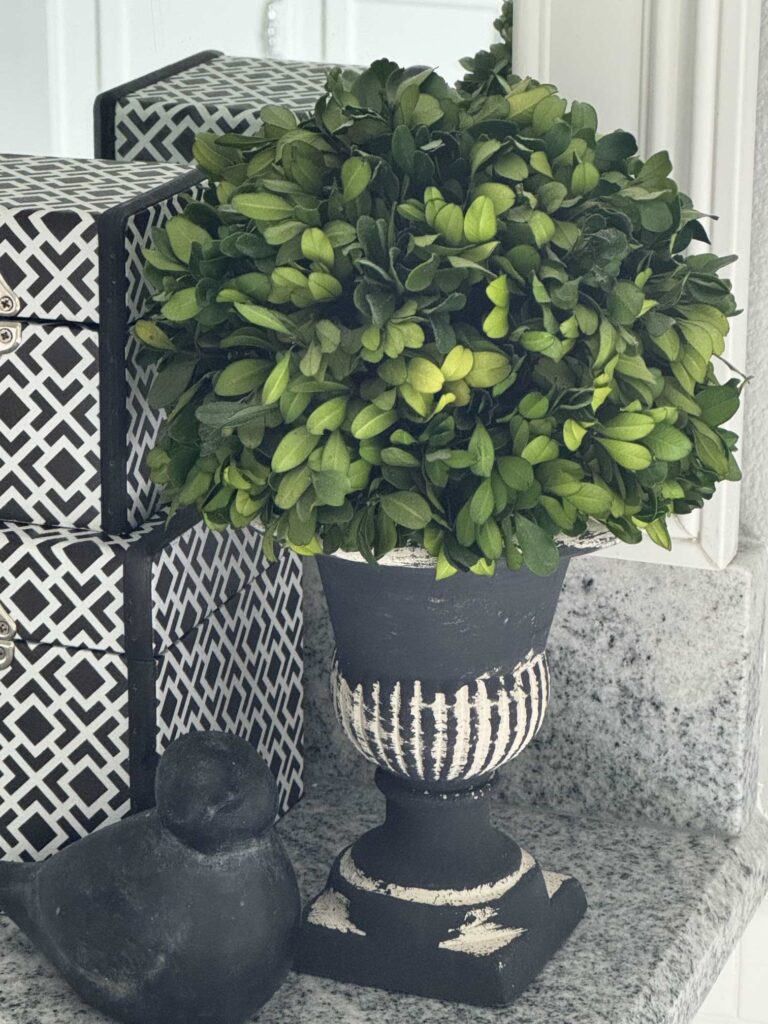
[324,525,617,569]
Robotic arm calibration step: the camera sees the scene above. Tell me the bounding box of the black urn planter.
[296,546,601,1007]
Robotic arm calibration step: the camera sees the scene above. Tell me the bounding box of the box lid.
[103,54,341,163]
[0,513,270,658]
[0,154,201,325]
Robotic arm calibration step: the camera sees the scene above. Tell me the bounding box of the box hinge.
[0,272,20,317]
[0,321,21,355]
[0,604,17,671]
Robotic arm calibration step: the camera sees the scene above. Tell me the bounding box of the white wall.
[0,0,275,158]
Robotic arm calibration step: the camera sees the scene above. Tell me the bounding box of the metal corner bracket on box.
[0,603,17,670]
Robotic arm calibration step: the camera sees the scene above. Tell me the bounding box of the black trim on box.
[97,172,204,536]
[94,50,223,159]
[123,507,200,809]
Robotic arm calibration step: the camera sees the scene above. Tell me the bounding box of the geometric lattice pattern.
[0,518,304,858]
[0,519,136,652]
[0,322,103,529]
[0,153,185,324]
[156,551,304,815]
[0,643,130,862]
[0,517,277,653]
[151,520,270,654]
[113,55,339,165]
[0,156,203,531]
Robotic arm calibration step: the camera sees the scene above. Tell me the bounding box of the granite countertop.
[2,776,767,1024]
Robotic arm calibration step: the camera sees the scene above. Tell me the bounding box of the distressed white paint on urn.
[332,650,550,786]
[338,846,537,907]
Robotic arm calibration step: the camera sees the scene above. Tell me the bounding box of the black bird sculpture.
[0,731,300,1024]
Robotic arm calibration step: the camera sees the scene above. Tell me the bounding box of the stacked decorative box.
[0,154,304,861]
[94,52,340,165]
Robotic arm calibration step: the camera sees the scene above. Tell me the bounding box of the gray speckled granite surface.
[2,547,767,1023]
[303,545,768,836]
[1,779,768,1024]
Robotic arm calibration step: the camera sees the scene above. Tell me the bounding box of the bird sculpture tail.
[0,860,35,921]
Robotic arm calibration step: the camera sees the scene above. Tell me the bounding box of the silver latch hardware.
[0,604,17,671]
[0,321,21,355]
[0,272,20,317]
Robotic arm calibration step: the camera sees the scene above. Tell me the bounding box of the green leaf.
[469,479,494,524]
[474,182,517,214]
[563,419,588,451]
[691,419,730,476]
[495,153,528,181]
[469,422,495,477]
[571,162,600,195]
[515,515,559,576]
[215,359,266,397]
[434,203,465,246]
[301,228,335,267]
[313,469,350,507]
[519,393,549,418]
[608,281,645,325]
[148,358,195,409]
[135,321,174,351]
[275,465,312,509]
[696,385,740,427]
[232,191,294,221]
[644,424,693,461]
[350,404,398,440]
[166,215,212,264]
[234,302,291,333]
[645,518,671,550]
[405,255,439,292]
[529,211,556,247]
[161,288,200,322]
[392,124,417,172]
[272,427,320,473]
[321,431,351,473]
[521,436,558,465]
[407,357,444,394]
[567,484,612,516]
[596,438,653,470]
[381,447,420,467]
[342,157,372,202]
[466,352,511,387]
[308,272,343,302]
[477,519,503,561]
[379,491,432,529]
[497,456,534,491]
[464,196,497,244]
[599,412,656,441]
[262,355,291,405]
[594,130,637,166]
[307,396,348,435]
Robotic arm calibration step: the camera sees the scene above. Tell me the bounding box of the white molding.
[95,0,134,89]
[512,0,552,82]
[45,0,100,157]
[323,0,357,64]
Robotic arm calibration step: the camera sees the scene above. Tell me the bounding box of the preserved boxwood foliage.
[137,19,742,578]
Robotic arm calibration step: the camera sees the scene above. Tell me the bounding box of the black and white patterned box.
[95,52,339,165]
[0,513,304,862]
[0,154,204,533]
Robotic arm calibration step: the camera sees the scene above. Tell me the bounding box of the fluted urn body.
[322,553,565,791]
[298,547,599,1007]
